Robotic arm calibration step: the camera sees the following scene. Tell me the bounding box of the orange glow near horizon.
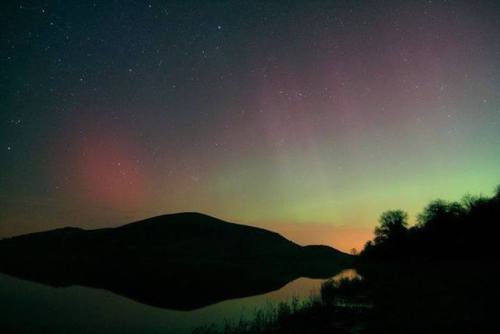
[257,223,374,253]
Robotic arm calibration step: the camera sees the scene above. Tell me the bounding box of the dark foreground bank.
[193,260,499,334]
[195,185,500,333]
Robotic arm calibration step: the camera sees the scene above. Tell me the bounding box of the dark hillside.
[0,212,351,310]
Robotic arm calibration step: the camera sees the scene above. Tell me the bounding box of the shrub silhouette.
[320,277,367,307]
[320,279,338,306]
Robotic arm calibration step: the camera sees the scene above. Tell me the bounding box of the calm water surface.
[0,269,359,334]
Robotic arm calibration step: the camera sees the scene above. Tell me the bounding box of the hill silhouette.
[0,212,351,310]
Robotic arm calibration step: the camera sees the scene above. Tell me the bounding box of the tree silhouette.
[494,184,500,201]
[374,210,408,245]
[417,199,464,230]
[362,184,500,260]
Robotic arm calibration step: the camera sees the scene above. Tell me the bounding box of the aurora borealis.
[1,1,500,251]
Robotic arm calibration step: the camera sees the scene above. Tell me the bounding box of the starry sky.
[1,0,500,251]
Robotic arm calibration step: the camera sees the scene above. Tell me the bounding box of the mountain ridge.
[0,212,351,310]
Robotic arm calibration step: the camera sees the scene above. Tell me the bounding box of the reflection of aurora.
[0,271,354,334]
[332,269,361,283]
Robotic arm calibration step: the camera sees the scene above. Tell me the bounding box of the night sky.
[1,0,500,251]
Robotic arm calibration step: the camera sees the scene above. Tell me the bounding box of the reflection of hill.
[0,212,351,310]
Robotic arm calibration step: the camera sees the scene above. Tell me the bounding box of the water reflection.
[0,269,359,334]
[332,268,362,282]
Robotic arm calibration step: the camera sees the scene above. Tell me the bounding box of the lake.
[0,269,359,334]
